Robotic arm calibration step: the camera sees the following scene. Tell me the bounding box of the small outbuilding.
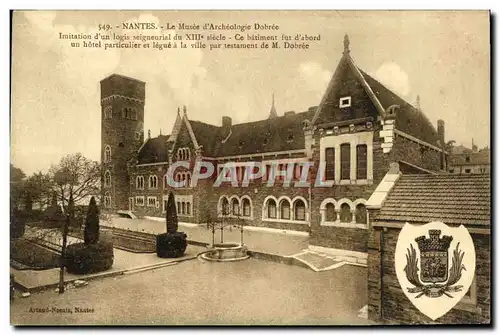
[366,164,490,324]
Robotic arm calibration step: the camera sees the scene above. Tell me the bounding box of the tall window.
[221,198,229,215]
[267,199,277,219]
[104,145,112,163]
[163,174,168,189]
[355,204,367,225]
[280,200,291,220]
[104,192,111,208]
[340,143,351,180]
[339,203,352,223]
[325,203,336,222]
[104,106,112,119]
[356,145,368,180]
[136,176,144,189]
[104,170,111,188]
[294,199,306,221]
[242,198,251,217]
[231,198,240,216]
[325,148,335,180]
[149,175,158,189]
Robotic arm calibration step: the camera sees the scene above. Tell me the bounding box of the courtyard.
[11,257,370,325]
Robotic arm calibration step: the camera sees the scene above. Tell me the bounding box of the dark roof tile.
[376,174,490,226]
[137,135,171,164]
[360,70,441,147]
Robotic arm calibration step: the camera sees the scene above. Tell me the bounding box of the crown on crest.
[414,230,453,253]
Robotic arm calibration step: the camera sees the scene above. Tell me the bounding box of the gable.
[171,120,197,159]
[313,57,379,125]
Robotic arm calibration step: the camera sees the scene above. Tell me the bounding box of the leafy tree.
[84,196,100,245]
[166,192,178,234]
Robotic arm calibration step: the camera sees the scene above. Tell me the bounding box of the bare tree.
[49,153,101,207]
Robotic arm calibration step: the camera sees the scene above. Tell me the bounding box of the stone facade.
[101,74,145,212]
[100,36,448,257]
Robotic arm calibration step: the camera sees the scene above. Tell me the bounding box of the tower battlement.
[100,73,146,102]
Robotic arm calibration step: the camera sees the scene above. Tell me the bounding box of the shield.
[395,222,476,321]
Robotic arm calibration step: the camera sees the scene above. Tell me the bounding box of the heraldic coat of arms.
[395,222,476,320]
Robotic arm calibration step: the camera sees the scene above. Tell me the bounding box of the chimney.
[222,116,232,129]
[221,116,232,139]
[437,120,446,170]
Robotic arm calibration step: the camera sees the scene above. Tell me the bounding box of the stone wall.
[368,226,490,324]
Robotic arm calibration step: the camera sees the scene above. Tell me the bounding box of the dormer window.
[239,140,244,148]
[287,132,294,142]
[339,96,351,108]
[465,156,471,163]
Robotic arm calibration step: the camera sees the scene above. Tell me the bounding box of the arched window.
[231,198,240,216]
[293,199,306,221]
[220,197,229,215]
[266,199,277,219]
[104,106,112,119]
[355,204,367,225]
[104,192,111,208]
[177,148,191,161]
[182,202,186,214]
[242,198,251,217]
[280,199,291,220]
[163,174,168,189]
[149,175,158,189]
[326,203,336,222]
[104,145,111,163]
[339,203,352,223]
[186,203,191,215]
[186,172,191,187]
[177,201,181,213]
[136,176,144,189]
[104,170,111,188]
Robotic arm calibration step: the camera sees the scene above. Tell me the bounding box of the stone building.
[448,144,490,175]
[100,35,449,259]
[366,168,490,324]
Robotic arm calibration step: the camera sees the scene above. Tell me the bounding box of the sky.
[11,10,490,176]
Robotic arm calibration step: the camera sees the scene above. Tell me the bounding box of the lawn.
[10,239,60,270]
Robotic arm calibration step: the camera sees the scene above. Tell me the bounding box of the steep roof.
[137,135,171,164]
[449,151,490,166]
[189,120,223,157]
[214,110,315,157]
[375,174,490,226]
[360,71,440,146]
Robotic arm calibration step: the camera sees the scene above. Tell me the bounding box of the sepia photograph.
[9,10,491,326]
